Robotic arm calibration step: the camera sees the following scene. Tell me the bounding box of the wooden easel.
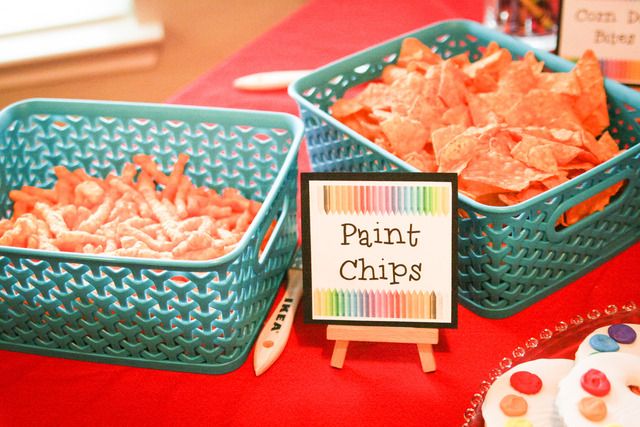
[326,325,439,372]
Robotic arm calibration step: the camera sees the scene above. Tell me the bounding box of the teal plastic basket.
[289,20,640,319]
[0,98,303,373]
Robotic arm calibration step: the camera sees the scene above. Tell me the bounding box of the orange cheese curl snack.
[0,155,263,261]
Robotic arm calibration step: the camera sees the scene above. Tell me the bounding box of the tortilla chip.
[518,127,587,149]
[504,90,582,130]
[420,64,442,101]
[498,61,538,94]
[463,47,512,79]
[406,61,435,75]
[438,133,491,173]
[536,71,581,96]
[431,124,466,163]
[407,97,445,134]
[449,52,471,68]
[490,129,518,156]
[511,136,558,172]
[548,142,584,165]
[461,149,553,192]
[572,50,609,135]
[469,69,499,93]
[549,128,578,143]
[522,51,545,74]
[559,163,594,174]
[459,177,506,199]
[438,60,468,108]
[561,181,624,226]
[388,71,426,114]
[498,183,548,205]
[397,37,441,67]
[582,107,611,138]
[442,104,472,127]
[402,150,437,172]
[341,110,383,141]
[528,145,560,173]
[357,83,394,110]
[573,50,607,114]
[583,130,619,163]
[380,115,428,156]
[540,173,569,189]
[382,64,409,84]
[478,91,523,119]
[482,41,501,58]
[330,98,365,118]
[467,93,499,127]
[511,134,583,171]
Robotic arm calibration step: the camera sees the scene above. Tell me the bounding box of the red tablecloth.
[1,1,638,426]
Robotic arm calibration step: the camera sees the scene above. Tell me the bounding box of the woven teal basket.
[289,19,640,319]
[0,98,303,373]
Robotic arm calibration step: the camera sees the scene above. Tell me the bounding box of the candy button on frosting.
[580,369,611,397]
[578,396,607,422]
[499,394,528,417]
[608,323,637,344]
[589,334,620,352]
[504,418,532,427]
[509,371,542,395]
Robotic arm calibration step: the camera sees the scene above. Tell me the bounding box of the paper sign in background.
[302,174,457,328]
[558,0,640,84]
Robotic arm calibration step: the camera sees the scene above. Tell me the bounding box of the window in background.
[0,0,133,37]
[0,0,164,89]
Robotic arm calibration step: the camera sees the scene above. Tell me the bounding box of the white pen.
[233,70,311,91]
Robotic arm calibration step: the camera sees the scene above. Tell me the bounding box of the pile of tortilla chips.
[330,38,623,226]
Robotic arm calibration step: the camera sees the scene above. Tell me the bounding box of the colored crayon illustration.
[599,59,640,85]
[322,184,449,216]
[313,288,438,320]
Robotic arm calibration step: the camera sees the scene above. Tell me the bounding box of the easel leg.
[327,326,438,372]
[330,340,349,369]
[417,343,436,373]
